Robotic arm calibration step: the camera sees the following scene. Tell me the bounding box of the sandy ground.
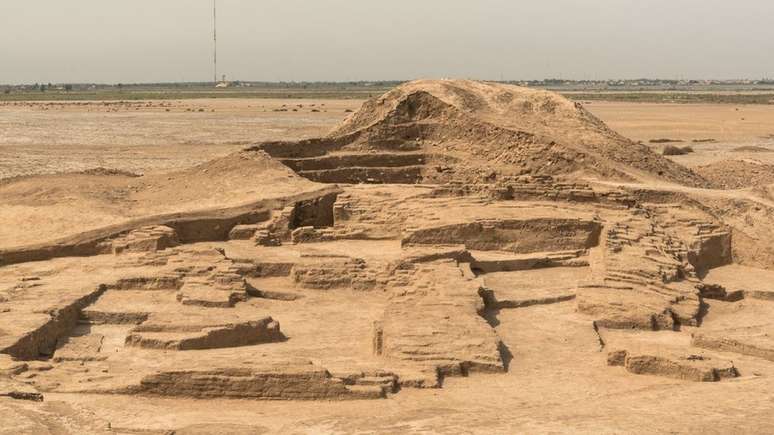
[0,99,360,179]
[3,92,774,434]
[585,102,774,168]
[585,102,774,144]
[3,99,774,180]
[18,297,774,434]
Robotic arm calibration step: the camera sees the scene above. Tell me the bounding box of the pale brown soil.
[585,102,774,145]
[0,150,326,248]
[586,102,774,176]
[4,98,774,181]
[694,159,774,189]
[3,81,774,434]
[0,99,359,179]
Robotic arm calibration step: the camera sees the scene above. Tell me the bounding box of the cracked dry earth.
[3,80,774,434]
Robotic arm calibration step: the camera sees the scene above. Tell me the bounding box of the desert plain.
[2,80,774,434]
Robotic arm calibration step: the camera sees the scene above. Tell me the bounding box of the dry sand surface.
[586,101,774,144]
[3,80,774,434]
[0,99,359,179]
[586,102,774,166]
[4,98,774,181]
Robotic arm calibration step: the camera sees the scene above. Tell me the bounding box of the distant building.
[215,74,230,88]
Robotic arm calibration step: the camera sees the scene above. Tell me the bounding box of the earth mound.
[7,81,774,432]
[256,79,707,186]
[732,145,774,153]
[0,148,329,254]
[695,159,774,189]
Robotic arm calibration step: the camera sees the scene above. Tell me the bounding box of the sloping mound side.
[695,159,774,189]
[133,149,315,210]
[258,79,706,186]
[331,79,615,141]
[0,149,323,249]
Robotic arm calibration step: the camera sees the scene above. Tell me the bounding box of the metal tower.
[213,0,217,84]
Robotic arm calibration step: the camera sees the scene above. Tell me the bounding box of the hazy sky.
[2,0,773,84]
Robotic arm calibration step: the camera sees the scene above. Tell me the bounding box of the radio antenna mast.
[213,0,217,84]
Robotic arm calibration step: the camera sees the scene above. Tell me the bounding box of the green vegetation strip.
[565,92,774,105]
[2,85,773,104]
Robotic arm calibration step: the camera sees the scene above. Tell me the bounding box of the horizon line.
[3,77,774,88]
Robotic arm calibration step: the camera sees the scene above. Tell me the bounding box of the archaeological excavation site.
[3,80,774,433]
